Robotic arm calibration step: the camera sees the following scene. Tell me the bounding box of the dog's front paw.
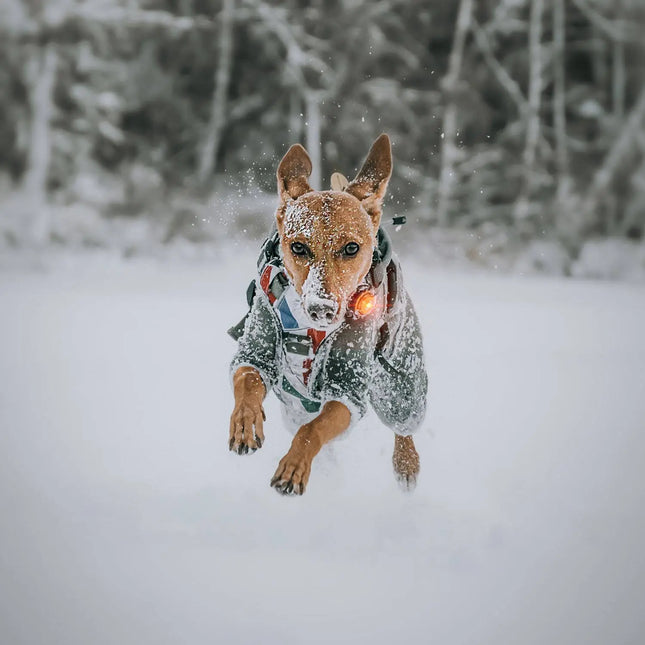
[270,447,312,496]
[229,402,265,455]
[393,435,420,491]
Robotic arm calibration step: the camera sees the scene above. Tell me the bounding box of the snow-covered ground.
[1,253,644,645]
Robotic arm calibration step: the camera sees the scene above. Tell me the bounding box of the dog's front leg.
[271,401,351,495]
[229,366,266,455]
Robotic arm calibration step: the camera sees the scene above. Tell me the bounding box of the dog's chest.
[260,262,340,395]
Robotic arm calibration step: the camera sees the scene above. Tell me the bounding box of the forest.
[1,0,644,277]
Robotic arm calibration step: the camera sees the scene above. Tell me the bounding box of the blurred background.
[1,0,644,279]
[3,4,645,642]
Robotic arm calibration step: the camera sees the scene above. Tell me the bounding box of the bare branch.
[69,7,216,32]
[229,95,265,122]
[241,0,332,91]
[585,87,645,213]
[2,6,218,40]
[570,0,639,43]
[471,17,527,116]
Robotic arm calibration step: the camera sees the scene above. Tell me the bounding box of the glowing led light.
[353,291,376,316]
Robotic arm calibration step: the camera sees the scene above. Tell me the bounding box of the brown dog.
[229,134,427,495]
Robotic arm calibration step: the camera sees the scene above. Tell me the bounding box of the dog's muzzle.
[304,296,338,326]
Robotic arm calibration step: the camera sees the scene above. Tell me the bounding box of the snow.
[283,199,316,237]
[571,238,645,282]
[1,255,644,645]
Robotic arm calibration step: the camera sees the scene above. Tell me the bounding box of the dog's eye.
[343,242,360,257]
[290,242,310,257]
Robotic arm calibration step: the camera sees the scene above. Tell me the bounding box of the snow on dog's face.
[275,135,392,329]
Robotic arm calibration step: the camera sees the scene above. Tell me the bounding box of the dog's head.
[275,134,392,329]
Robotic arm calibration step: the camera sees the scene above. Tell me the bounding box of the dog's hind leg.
[392,435,420,491]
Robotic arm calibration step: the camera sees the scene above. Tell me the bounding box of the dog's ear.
[277,144,313,202]
[346,134,392,230]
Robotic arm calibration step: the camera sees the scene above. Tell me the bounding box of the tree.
[513,0,544,221]
[22,43,58,242]
[436,0,473,227]
[197,0,235,185]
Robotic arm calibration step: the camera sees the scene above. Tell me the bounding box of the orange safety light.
[351,289,377,317]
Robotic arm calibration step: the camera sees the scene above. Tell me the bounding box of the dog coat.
[229,228,427,435]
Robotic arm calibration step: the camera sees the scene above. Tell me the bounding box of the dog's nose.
[306,300,337,324]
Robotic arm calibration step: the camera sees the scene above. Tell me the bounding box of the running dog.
[228,134,427,495]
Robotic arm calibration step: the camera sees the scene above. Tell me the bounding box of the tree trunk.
[590,25,608,93]
[22,43,58,243]
[514,0,544,220]
[197,0,235,185]
[436,0,473,227]
[608,36,626,235]
[305,91,321,190]
[553,0,568,187]
[612,39,625,122]
[552,0,575,245]
[289,91,302,143]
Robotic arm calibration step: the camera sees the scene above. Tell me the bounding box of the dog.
[228,134,427,495]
